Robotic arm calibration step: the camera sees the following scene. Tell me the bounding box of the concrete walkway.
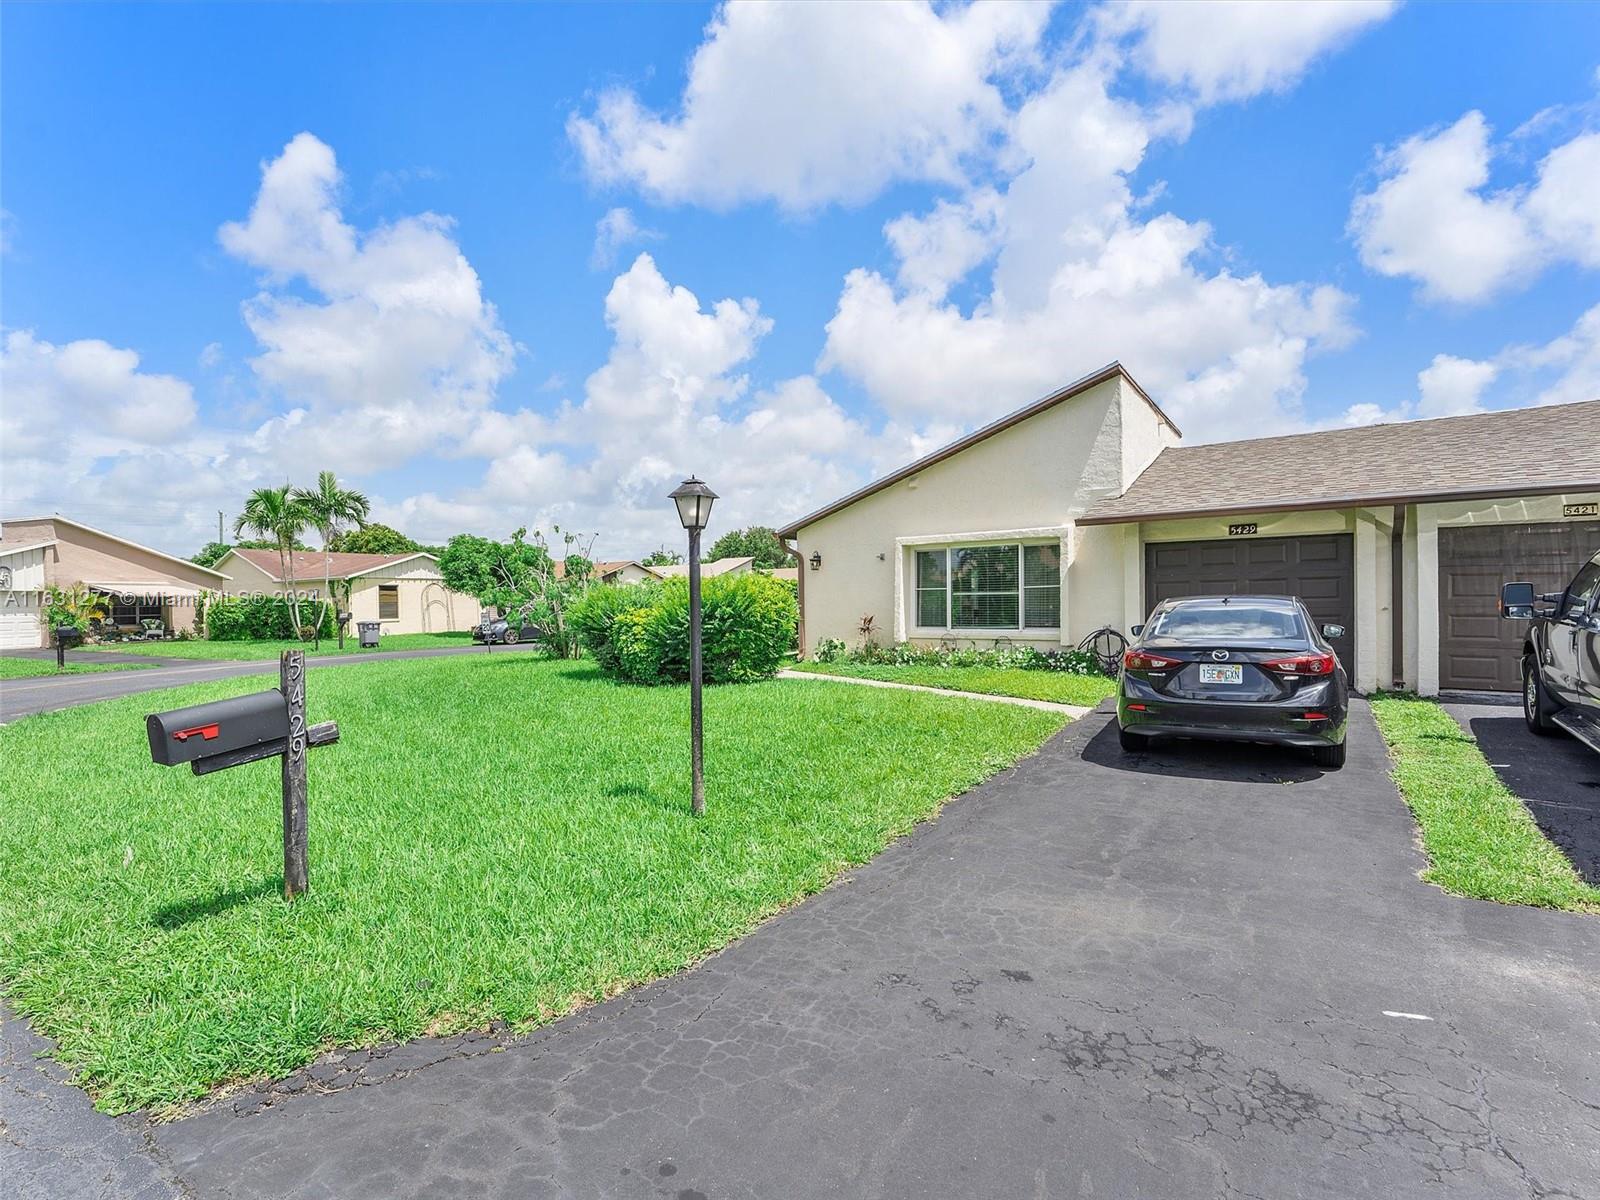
[0,643,541,722]
[7,702,1588,1199]
[777,668,1092,715]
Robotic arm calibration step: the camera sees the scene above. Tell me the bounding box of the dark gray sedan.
[1117,595,1349,769]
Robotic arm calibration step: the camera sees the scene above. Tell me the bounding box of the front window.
[914,542,1060,631]
[378,585,399,620]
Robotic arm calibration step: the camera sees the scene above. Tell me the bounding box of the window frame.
[377,584,400,621]
[911,540,1062,634]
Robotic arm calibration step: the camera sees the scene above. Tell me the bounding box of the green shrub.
[203,595,335,641]
[569,572,798,685]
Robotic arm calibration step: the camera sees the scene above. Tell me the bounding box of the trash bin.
[357,621,381,649]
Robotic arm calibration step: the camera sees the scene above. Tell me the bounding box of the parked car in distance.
[1501,546,1600,754]
[471,607,544,646]
[1117,595,1350,769]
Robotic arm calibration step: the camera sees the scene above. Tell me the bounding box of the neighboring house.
[765,566,800,583]
[552,559,664,585]
[213,549,479,637]
[0,514,231,649]
[775,362,1600,696]
[655,556,755,579]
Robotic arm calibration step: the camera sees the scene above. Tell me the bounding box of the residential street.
[8,702,1589,1199]
[0,644,540,722]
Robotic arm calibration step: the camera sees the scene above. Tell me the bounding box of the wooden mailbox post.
[146,649,338,900]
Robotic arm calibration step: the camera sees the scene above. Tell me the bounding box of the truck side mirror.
[1500,581,1536,619]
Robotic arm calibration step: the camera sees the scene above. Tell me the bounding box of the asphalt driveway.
[1445,695,1600,886]
[79,701,1589,1199]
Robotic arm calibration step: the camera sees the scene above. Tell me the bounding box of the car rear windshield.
[1148,604,1307,643]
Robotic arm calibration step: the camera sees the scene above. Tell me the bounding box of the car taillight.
[1123,650,1182,671]
[1262,652,1336,676]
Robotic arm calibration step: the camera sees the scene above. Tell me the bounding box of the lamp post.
[669,476,718,817]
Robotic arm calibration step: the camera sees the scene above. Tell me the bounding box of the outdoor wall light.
[809,551,822,571]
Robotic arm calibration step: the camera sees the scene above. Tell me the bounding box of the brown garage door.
[1145,534,1357,674]
[1438,520,1600,692]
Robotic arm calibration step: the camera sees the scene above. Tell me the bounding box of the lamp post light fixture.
[669,476,718,816]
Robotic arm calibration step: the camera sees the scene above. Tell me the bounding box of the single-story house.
[214,549,480,636]
[775,362,1600,696]
[0,514,232,648]
[655,556,755,579]
[553,559,664,585]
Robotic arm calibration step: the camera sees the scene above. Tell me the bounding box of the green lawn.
[1370,694,1600,913]
[0,657,156,678]
[789,661,1119,708]
[81,631,475,661]
[0,656,1066,1114]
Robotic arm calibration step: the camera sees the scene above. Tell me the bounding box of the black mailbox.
[54,625,83,646]
[146,690,288,767]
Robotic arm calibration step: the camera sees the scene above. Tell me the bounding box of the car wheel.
[1118,727,1144,753]
[503,627,519,645]
[1522,655,1556,735]
[1311,740,1346,769]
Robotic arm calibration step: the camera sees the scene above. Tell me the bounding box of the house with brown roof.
[214,548,480,638]
[775,363,1600,696]
[551,559,664,585]
[0,514,232,648]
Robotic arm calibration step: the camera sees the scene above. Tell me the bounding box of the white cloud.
[567,0,1051,211]
[821,61,1357,441]
[1335,303,1600,427]
[1097,0,1397,104]
[1416,353,1497,417]
[1350,113,1600,303]
[220,132,516,473]
[393,254,875,550]
[0,329,242,549]
[590,206,659,270]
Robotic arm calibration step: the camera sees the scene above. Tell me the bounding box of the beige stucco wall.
[1414,490,1600,695]
[793,376,1171,652]
[606,563,659,585]
[0,518,228,639]
[213,552,478,637]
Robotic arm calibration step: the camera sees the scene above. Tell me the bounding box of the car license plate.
[1199,664,1243,685]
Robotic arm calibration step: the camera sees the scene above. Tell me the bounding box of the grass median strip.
[1370,694,1599,913]
[80,631,476,661]
[789,661,1118,709]
[0,657,157,679]
[0,655,1066,1113]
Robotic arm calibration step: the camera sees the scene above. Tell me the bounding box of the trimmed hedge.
[202,595,336,641]
[569,572,797,685]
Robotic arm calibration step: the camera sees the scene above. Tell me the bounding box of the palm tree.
[294,471,371,647]
[234,485,311,637]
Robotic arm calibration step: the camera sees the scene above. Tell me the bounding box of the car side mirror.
[1320,623,1346,640]
[1130,623,1144,637]
[1500,581,1536,619]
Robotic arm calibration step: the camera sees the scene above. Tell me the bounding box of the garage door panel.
[1438,520,1600,692]
[1145,534,1355,678]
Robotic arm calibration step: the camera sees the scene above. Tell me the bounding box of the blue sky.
[3,1,1598,556]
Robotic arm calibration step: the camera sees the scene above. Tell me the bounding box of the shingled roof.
[1077,399,1600,525]
[228,549,437,580]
